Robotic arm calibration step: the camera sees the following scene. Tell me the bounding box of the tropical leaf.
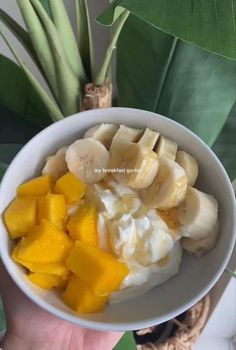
[49,0,86,83]
[0,144,23,164]
[0,31,64,122]
[0,105,41,144]
[0,295,6,339]
[116,15,236,145]
[0,9,37,63]
[95,10,130,85]
[30,0,80,116]
[0,162,7,181]
[98,0,236,61]
[0,55,51,128]
[113,331,136,350]
[39,0,52,17]
[16,0,59,99]
[213,103,236,180]
[76,0,95,80]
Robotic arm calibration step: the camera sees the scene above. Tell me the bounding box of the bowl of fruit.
[0,107,235,331]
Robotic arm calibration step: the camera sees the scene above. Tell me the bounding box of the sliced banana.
[176,151,198,186]
[66,138,110,184]
[138,128,159,150]
[114,143,159,189]
[140,158,187,210]
[178,187,218,240]
[84,123,118,149]
[42,146,68,181]
[181,220,219,256]
[109,125,143,169]
[155,136,177,161]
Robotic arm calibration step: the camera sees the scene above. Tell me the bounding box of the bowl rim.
[0,107,235,331]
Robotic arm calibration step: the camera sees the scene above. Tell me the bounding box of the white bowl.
[0,108,235,331]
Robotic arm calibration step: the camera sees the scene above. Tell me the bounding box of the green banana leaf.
[213,103,236,180]
[98,0,236,61]
[0,105,41,144]
[0,295,6,340]
[0,55,51,128]
[113,331,136,350]
[0,162,7,181]
[116,15,236,146]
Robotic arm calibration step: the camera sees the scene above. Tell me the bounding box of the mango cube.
[17,175,53,197]
[67,204,98,245]
[4,197,37,239]
[66,241,129,295]
[38,194,67,229]
[54,172,86,204]
[17,219,72,263]
[28,273,69,290]
[63,274,108,314]
[12,245,68,276]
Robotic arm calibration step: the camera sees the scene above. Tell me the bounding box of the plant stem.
[94,10,130,86]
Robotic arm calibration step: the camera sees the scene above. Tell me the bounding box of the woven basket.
[136,295,210,350]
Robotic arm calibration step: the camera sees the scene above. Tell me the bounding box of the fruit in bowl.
[0,108,235,331]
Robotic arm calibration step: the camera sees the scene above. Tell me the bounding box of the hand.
[0,262,123,350]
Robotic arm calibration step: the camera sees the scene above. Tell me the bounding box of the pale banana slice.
[42,146,68,181]
[109,125,143,168]
[176,151,198,186]
[138,128,159,149]
[178,187,218,240]
[155,136,177,161]
[140,158,187,210]
[181,220,219,256]
[114,143,159,189]
[83,123,118,149]
[65,138,110,184]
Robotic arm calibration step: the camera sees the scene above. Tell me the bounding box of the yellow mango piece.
[17,175,53,197]
[66,241,129,296]
[37,194,67,229]
[17,219,72,263]
[28,273,69,290]
[4,197,37,239]
[67,204,98,245]
[12,245,68,276]
[63,274,108,314]
[54,172,86,204]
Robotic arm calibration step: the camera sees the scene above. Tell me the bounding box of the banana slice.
[138,128,159,149]
[155,136,177,161]
[181,220,219,256]
[65,138,110,184]
[176,151,198,186]
[178,187,218,240]
[140,158,187,210]
[109,125,143,168]
[42,146,68,181]
[114,143,159,189]
[84,123,118,149]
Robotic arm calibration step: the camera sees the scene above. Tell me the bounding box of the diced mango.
[17,219,72,263]
[37,194,67,229]
[17,175,53,197]
[67,204,98,245]
[63,274,108,314]
[4,197,37,239]
[28,273,69,290]
[54,172,86,204]
[12,245,68,276]
[66,241,129,296]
